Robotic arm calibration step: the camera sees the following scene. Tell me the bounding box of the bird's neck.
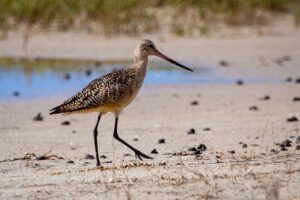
[133,52,148,75]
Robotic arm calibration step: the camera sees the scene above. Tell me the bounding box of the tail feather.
[49,105,63,115]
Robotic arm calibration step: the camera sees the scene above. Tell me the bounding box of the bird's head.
[135,39,193,72]
[135,39,158,56]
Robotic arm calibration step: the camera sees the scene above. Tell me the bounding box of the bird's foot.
[134,150,153,160]
[96,160,101,167]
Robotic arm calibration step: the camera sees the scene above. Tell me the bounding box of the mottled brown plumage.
[50,39,193,166]
[50,66,145,115]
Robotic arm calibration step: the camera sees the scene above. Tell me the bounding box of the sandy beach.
[0,22,300,199]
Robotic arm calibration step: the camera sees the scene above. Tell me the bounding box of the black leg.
[93,113,102,166]
[113,117,153,160]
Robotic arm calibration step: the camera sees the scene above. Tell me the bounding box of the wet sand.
[1,25,300,199]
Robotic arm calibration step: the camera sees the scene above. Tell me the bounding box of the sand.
[0,22,300,199]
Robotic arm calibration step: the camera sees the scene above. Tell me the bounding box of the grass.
[0,0,299,36]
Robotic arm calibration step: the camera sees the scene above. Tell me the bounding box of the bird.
[50,39,193,166]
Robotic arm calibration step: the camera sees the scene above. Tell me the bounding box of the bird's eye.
[149,44,154,48]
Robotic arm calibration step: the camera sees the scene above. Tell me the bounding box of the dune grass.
[0,0,299,36]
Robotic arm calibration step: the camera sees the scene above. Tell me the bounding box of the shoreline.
[1,23,300,68]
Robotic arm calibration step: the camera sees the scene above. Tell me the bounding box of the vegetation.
[0,0,299,36]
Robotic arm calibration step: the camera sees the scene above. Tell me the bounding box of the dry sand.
[0,23,300,199]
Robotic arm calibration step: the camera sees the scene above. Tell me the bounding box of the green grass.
[0,0,298,36]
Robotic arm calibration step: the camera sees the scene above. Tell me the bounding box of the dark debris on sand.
[151,149,158,154]
[158,138,165,144]
[187,128,196,134]
[219,60,229,67]
[293,97,300,102]
[0,152,63,163]
[275,138,294,152]
[259,95,270,101]
[190,101,198,106]
[249,106,259,111]
[84,154,95,160]
[287,116,298,122]
[187,144,207,156]
[33,113,44,121]
[61,121,71,126]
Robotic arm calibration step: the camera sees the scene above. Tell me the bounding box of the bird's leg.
[93,113,102,166]
[113,117,153,160]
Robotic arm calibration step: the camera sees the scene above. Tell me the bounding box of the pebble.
[100,155,107,159]
[293,97,300,102]
[191,101,198,106]
[61,121,71,126]
[158,138,165,144]
[259,95,270,101]
[151,149,158,154]
[229,150,235,154]
[203,127,210,131]
[69,142,77,150]
[84,154,95,160]
[296,145,300,150]
[219,60,229,67]
[287,116,298,122]
[295,78,300,84]
[187,128,196,134]
[33,113,44,121]
[133,135,139,141]
[66,160,74,164]
[242,143,248,148]
[249,106,258,111]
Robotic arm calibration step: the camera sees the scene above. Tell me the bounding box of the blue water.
[0,59,274,101]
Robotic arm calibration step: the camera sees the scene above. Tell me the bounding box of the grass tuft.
[0,0,298,36]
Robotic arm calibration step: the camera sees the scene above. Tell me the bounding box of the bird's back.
[50,67,145,115]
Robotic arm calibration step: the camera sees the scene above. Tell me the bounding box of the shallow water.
[0,58,273,101]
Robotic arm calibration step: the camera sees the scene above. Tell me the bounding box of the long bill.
[155,51,193,72]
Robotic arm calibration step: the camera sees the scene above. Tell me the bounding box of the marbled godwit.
[50,39,193,166]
